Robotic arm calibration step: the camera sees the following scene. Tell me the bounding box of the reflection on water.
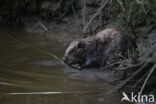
[0,28,121,104]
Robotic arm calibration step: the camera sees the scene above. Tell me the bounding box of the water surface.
[0,28,121,104]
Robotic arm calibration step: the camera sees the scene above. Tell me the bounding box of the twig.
[101,61,122,70]
[82,0,86,27]
[127,2,132,23]
[139,64,156,94]
[132,69,149,89]
[117,0,125,12]
[117,62,143,71]
[107,61,150,94]
[72,5,79,25]
[54,0,63,12]
[136,0,146,13]
[99,10,102,30]
[38,21,48,31]
[83,0,109,32]
[136,0,143,4]
[142,0,146,13]
[109,0,112,4]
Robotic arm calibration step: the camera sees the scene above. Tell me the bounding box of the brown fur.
[63,28,137,69]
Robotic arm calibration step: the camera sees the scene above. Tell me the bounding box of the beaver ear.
[77,41,85,48]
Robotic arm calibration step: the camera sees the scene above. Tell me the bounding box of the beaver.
[63,28,137,69]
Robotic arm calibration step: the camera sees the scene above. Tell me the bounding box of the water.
[0,28,121,104]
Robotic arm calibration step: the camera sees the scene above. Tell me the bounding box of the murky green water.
[0,28,121,104]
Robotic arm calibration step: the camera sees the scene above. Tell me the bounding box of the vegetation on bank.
[0,0,156,94]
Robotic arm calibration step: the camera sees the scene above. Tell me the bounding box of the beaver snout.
[62,56,72,65]
[62,56,68,64]
[62,56,83,69]
[62,57,66,63]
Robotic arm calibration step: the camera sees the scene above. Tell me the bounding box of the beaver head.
[63,39,86,68]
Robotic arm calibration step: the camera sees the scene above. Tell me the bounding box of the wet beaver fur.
[63,28,137,69]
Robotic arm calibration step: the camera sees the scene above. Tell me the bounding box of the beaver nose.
[62,56,68,64]
[62,56,72,65]
[62,57,66,62]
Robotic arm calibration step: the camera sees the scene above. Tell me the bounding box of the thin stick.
[8,91,92,95]
[117,62,143,71]
[139,64,156,94]
[127,3,132,23]
[72,5,79,25]
[100,10,102,30]
[101,61,122,70]
[107,61,149,94]
[39,21,48,31]
[55,0,63,12]
[82,0,86,27]
[136,0,143,4]
[117,0,125,12]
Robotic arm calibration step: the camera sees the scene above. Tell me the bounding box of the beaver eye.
[77,42,85,48]
[68,50,73,55]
